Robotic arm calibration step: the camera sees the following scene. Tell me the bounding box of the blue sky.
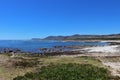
[0,0,120,39]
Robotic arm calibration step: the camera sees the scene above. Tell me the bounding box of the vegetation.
[0,54,119,80]
[0,54,36,80]
[40,56,103,67]
[13,58,40,68]
[100,56,120,62]
[73,38,120,40]
[43,34,120,40]
[0,55,102,80]
[13,63,111,80]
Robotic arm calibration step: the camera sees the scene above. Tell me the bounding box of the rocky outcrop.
[0,48,22,53]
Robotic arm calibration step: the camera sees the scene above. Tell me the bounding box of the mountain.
[31,38,42,40]
[43,36,65,40]
[43,34,120,40]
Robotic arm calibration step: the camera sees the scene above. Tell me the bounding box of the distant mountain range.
[32,34,120,40]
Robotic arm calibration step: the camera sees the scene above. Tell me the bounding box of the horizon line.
[0,33,120,40]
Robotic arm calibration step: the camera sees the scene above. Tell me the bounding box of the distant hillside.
[43,36,65,40]
[43,34,120,40]
[31,38,42,40]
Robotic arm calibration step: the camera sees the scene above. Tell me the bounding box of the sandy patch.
[82,45,119,53]
[103,62,120,76]
[0,55,10,66]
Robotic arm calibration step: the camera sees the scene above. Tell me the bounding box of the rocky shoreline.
[0,40,120,56]
[0,40,120,79]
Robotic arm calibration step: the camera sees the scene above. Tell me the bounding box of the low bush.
[13,58,39,68]
[13,63,112,80]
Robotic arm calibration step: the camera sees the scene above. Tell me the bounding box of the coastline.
[62,40,120,42]
[0,40,120,79]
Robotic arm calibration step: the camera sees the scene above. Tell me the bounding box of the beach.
[0,40,120,80]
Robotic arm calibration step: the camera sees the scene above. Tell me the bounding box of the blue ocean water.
[0,40,108,52]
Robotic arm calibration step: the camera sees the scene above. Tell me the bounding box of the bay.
[0,40,108,53]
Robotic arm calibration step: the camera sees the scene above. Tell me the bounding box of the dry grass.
[0,66,35,80]
[99,56,120,62]
[39,56,104,67]
[0,54,117,80]
[0,54,36,80]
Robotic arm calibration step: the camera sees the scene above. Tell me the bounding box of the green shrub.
[13,64,112,80]
[13,58,39,68]
[13,76,26,80]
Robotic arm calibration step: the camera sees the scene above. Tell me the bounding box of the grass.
[100,56,120,62]
[39,56,103,67]
[0,54,37,80]
[0,54,119,80]
[0,65,35,80]
[13,64,110,80]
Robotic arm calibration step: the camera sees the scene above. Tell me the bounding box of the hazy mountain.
[32,34,120,40]
[31,38,42,40]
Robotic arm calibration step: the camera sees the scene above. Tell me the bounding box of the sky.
[0,0,120,39]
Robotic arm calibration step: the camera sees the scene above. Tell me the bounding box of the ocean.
[0,40,108,53]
